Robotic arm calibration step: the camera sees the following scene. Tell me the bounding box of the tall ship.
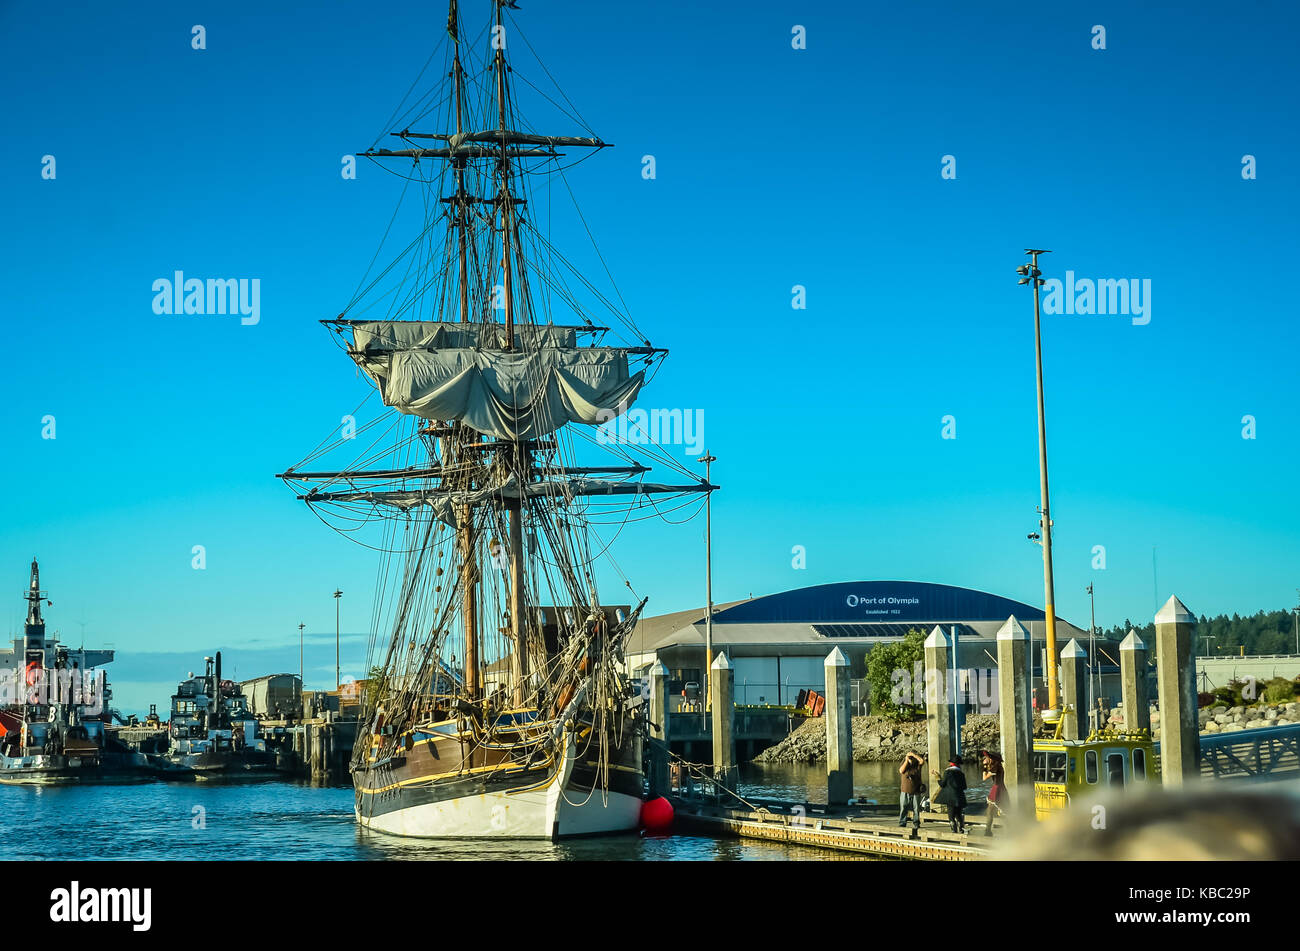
[279,0,712,837]
[0,559,136,784]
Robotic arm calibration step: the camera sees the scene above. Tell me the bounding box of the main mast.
[449,0,480,702]
[494,0,531,705]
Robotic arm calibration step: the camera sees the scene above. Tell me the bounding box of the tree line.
[1098,607,1300,658]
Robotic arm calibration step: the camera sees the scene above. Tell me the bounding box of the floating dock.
[670,793,997,860]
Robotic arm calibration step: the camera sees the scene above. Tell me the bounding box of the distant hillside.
[1099,608,1299,657]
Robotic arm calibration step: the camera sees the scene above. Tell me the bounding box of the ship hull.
[354,721,644,839]
[0,753,104,785]
[164,749,283,781]
[0,750,183,785]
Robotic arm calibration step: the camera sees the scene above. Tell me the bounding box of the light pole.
[298,621,305,707]
[1017,248,1060,722]
[699,451,716,720]
[333,589,342,692]
[1293,590,1299,655]
[1086,583,1097,719]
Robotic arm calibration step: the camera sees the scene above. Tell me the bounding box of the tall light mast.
[1017,248,1060,722]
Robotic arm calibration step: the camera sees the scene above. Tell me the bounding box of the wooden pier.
[670,793,998,860]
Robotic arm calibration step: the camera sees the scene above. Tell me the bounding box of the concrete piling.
[923,626,953,778]
[710,652,737,791]
[996,615,1032,812]
[1119,628,1151,733]
[824,647,853,805]
[649,661,670,745]
[1155,595,1199,786]
[648,661,671,797]
[1060,638,1087,740]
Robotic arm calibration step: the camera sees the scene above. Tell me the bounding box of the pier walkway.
[671,792,997,860]
[666,724,1300,861]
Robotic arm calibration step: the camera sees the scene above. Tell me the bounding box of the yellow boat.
[1031,727,1159,819]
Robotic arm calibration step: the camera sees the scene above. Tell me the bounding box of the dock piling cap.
[1155,595,1194,625]
[924,625,949,648]
[996,615,1028,641]
[1119,629,1146,651]
[1060,638,1087,659]
[824,646,849,668]
[710,652,731,671]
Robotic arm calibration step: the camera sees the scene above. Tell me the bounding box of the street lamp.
[1293,590,1299,656]
[1086,583,1097,720]
[333,589,343,692]
[298,621,305,705]
[1018,248,1060,722]
[698,451,716,720]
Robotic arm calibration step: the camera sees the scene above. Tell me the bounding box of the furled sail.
[351,320,578,359]
[350,323,646,440]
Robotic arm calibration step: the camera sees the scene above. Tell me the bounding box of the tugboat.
[162,652,281,779]
[0,559,142,784]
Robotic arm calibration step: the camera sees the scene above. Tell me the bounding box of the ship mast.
[296,2,686,727]
[25,558,45,634]
[449,0,480,702]
[493,0,531,705]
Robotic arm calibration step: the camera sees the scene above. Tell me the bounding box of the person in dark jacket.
[931,755,968,833]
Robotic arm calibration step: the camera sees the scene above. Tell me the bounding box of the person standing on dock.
[979,750,1005,837]
[898,750,925,830]
[932,755,968,834]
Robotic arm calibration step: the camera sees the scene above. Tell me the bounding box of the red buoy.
[640,796,674,834]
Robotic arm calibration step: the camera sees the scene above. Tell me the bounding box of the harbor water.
[0,760,985,860]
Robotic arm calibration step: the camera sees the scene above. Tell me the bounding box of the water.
[0,761,987,860]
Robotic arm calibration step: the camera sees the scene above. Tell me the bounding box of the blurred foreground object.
[993,783,1300,860]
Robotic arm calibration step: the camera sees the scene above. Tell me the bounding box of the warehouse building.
[626,580,1109,713]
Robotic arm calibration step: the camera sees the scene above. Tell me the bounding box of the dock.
[108,716,357,782]
[670,789,993,857]
[671,794,997,859]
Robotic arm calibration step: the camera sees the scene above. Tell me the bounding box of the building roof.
[628,581,1087,656]
[625,599,750,655]
[711,580,1050,625]
[238,673,300,686]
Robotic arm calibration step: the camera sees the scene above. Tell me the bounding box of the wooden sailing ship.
[279,0,713,838]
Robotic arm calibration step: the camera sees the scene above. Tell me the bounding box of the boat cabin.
[1031,728,1157,819]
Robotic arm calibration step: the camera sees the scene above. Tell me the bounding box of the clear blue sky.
[2,1,1297,713]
